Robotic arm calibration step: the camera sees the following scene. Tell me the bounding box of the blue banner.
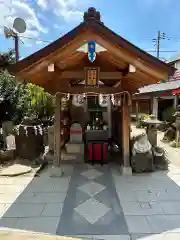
[88,40,96,62]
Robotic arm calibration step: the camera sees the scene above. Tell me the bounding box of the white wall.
[175,60,180,70]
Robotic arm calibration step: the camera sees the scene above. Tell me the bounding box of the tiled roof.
[167,53,180,63]
[138,79,180,94]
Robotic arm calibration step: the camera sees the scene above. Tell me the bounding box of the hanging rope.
[55,91,130,96]
[55,90,132,107]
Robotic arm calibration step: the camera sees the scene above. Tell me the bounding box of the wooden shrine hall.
[8,7,175,176]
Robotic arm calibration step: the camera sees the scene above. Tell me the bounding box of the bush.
[136,113,149,128]
[162,107,176,123]
[170,140,180,148]
[140,113,149,120]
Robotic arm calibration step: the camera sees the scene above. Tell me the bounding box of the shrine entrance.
[8,7,174,176]
[64,91,131,166]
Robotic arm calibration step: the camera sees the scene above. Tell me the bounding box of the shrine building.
[8,7,175,175]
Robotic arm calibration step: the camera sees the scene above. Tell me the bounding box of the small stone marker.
[70,123,82,142]
[6,134,16,150]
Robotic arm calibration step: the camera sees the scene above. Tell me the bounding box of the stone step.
[44,152,84,164]
[66,143,84,154]
[62,153,84,163]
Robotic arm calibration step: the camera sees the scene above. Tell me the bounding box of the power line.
[1,26,180,54]
[146,50,177,53]
[18,35,179,53]
[19,35,52,43]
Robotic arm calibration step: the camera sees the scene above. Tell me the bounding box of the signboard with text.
[85,67,100,87]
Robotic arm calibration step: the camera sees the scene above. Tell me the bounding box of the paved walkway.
[1,164,180,239]
[0,128,180,239]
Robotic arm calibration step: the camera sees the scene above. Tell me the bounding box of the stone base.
[50,165,64,178]
[66,142,84,154]
[120,166,132,176]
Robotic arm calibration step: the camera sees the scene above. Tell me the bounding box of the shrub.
[162,107,176,123]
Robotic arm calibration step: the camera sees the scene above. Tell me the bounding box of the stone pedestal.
[2,121,13,148]
[147,128,158,147]
[66,143,84,154]
[64,123,84,163]
[120,166,132,176]
[70,123,82,142]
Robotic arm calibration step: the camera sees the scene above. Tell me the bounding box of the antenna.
[13,17,26,34]
[3,17,26,62]
[4,26,14,39]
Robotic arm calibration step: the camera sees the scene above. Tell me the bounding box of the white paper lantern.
[112,95,122,106]
[129,64,136,73]
[72,94,84,107]
[99,94,108,107]
[48,63,54,72]
[111,94,115,105]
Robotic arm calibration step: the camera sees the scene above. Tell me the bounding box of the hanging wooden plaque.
[84,67,100,87]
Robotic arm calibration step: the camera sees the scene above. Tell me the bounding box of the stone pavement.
[1,164,180,239]
[0,127,180,239]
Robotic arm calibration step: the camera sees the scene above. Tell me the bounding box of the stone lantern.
[143,114,162,147]
[174,105,180,144]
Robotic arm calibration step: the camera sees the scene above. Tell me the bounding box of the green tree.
[0,50,54,124]
[0,70,27,124]
[24,83,54,119]
[0,49,15,70]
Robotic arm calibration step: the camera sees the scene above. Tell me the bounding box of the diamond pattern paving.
[56,165,128,235]
[77,181,106,197]
[74,198,111,224]
[81,169,103,180]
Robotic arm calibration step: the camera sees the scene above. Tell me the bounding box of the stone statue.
[131,134,154,173]
[133,134,152,154]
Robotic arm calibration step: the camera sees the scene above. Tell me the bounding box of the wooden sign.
[85,67,100,87]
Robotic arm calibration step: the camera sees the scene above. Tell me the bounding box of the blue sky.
[0,0,180,61]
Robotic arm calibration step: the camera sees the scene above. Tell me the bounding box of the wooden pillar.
[135,100,139,124]
[174,95,179,109]
[51,93,63,177]
[121,101,132,175]
[107,96,112,138]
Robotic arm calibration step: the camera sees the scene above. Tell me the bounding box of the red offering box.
[88,143,107,161]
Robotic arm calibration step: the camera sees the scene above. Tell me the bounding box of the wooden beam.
[56,52,85,70]
[60,71,123,80]
[44,83,122,94]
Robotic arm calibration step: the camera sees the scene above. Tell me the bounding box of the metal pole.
[14,34,19,62]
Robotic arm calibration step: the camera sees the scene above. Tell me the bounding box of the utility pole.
[157,30,161,59]
[153,31,167,59]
